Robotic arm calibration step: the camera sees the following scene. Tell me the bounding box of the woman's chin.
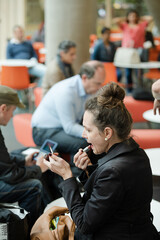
[93,148,105,155]
[93,149,100,155]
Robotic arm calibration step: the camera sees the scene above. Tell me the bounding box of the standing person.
[6,25,46,86]
[91,26,121,81]
[32,21,45,43]
[152,79,160,114]
[0,85,49,228]
[114,10,153,92]
[32,61,105,158]
[44,82,160,240]
[42,40,76,96]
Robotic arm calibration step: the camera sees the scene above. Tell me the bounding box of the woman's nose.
[82,130,87,139]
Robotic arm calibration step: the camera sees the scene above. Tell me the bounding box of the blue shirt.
[6,41,37,59]
[31,75,90,138]
[91,40,116,62]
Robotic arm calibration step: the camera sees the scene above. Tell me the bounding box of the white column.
[45,0,97,72]
[105,0,112,27]
[144,0,160,33]
[0,0,25,59]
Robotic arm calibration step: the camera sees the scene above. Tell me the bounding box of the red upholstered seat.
[124,96,153,122]
[131,129,160,149]
[34,87,42,107]
[13,113,36,147]
[13,113,71,162]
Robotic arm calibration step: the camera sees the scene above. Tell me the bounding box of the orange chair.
[0,65,32,89]
[143,69,160,81]
[103,62,117,85]
[26,35,32,41]
[110,29,122,42]
[34,87,42,107]
[13,113,36,147]
[131,129,160,149]
[89,34,97,48]
[0,65,36,111]
[103,62,125,88]
[110,29,122,34]
[32,42,45,63]
[124,96,153,122]
[143,48,160,80]
[148,48,159,61]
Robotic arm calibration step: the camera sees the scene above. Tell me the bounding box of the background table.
[143,109,160,128]
[0,59,37,68]
[114,61,160,87]
[114,61,160,69]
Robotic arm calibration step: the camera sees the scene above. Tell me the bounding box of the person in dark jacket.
[44,82,159,239]
[91,26,121,82]
[0,85,49,228]
[91,27,116,62]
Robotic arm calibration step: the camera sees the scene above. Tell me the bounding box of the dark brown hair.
[85,82,133,140]
[126,9,139,24]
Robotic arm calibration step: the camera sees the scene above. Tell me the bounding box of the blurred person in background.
[114,9,153,93]
[32,21,45,43]
[91,26,121,82]
[32,61,105,175]
[6,25,46,86]
[42,40,76,96]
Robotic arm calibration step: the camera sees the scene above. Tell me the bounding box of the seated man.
[32,60,105,158]
[6,25,46,86]
[42,40,76,96]
[0,85,49,228]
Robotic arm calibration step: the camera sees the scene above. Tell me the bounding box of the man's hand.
[25,152,37,166]
[153,99,160,115]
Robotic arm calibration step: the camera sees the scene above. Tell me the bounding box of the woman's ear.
[104,127,113,140]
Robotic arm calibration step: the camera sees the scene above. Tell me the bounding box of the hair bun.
[97,82,125,109]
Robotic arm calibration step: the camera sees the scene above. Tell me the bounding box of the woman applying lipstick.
[44,82,159,240]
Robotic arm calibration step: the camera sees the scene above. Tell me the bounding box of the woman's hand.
[43,154,73,180]
[74,149,92,171]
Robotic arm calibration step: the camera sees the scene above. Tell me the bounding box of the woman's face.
[82,110,108,154]
[127,12,138,24]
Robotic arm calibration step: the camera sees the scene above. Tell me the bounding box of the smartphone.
[33,139,58,160]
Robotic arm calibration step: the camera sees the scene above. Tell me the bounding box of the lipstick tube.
[83,145,91,153]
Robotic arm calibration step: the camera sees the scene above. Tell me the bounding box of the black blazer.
[59,138,159,240]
